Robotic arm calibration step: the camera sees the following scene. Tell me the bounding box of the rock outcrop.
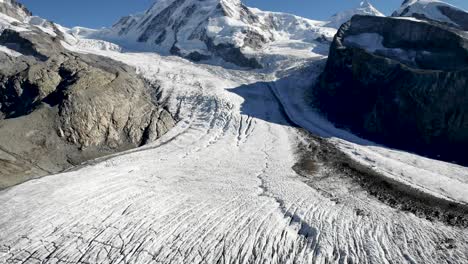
[314,14,468,165]
[0,27,175,189]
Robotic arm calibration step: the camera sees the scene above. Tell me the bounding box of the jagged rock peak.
[0,0,31,21]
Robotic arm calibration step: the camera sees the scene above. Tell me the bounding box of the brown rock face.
[0,28,176,189]
[314,15,468,165]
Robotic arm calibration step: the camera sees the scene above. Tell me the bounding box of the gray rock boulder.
[0,27,176,189]
[314,15,468,165]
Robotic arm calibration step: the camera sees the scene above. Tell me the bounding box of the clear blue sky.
[17,0,468,28]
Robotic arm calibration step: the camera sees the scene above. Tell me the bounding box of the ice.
[0,1,467,262]
[0,33,466,262]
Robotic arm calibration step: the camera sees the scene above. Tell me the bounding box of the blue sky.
[17,0,468,28]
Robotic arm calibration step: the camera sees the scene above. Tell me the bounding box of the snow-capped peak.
[325,0,384,29]
[100,0,267,66]
[360,0,372,8]
[88,0,336,68]
[392,0,468,30]
[0,0,31,21]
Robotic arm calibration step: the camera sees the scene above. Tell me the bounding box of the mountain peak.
[326,0,384,29]
[96,0,336,68]
[360,0,371,7]
[101,0,268,67]
[0,0,31,21]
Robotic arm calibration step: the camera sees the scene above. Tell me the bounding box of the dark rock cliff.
[314,15,468,165]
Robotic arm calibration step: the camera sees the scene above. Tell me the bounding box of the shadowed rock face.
[314,15,468,165]
[437,5,468,31]
[0,28,176,189]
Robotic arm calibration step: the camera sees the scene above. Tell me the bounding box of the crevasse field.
[0,0,468,263]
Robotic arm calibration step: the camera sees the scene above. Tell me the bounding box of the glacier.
[0,0,467,263]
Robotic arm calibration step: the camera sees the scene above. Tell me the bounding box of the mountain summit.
[94,0,335,68]
[325,0,384,28]
[109,0,266,67]
[0,0,31,21]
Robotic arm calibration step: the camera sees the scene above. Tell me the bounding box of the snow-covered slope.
[325,0,384,29]
[393,0,468,30]
[80,0,336,67]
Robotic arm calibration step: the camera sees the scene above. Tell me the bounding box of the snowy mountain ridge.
[393,0,468,30]
[81,0,336,68]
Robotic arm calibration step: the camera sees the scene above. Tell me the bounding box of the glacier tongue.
[1,34,468,263]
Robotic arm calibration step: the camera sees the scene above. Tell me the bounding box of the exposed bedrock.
[314,15,468,165]
[0,29,176,189]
